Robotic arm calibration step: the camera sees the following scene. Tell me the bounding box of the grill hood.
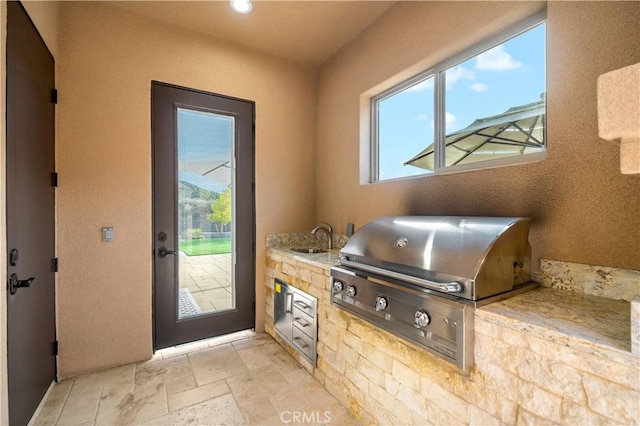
[338,216,531,300]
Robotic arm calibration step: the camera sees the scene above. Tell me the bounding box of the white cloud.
[405,79,434,92]
[430,112,456,129]
[445,112,456,125]
[470,82,488,92]
[416,113,429,121]
[446,66,475,87]
[476,45,523,71]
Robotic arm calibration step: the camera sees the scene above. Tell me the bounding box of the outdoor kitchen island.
[264,234,638,425]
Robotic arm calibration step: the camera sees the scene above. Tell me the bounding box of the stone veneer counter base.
[265,241,639,425]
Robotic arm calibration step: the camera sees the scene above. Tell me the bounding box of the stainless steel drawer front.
[273,279,318,366]
[292,327,315,360]
[293,308,315,338]
[293,293,315,317]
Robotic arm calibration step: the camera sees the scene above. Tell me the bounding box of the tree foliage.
[207,188,232,230]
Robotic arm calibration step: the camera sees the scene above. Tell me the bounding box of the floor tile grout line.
[56,378,79,425]
[162,375,170,418]
[224,376,250,425]
[182,347,200,411]
[133,358,142,391]
[51,379,74,426]
[91,384,104,426]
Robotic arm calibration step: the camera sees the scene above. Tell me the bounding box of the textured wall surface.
[265,249,640,425]
[315,1,640,271]
[56,2,317,378]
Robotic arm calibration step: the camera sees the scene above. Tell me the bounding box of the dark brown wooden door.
[6,1,57,424]
[152,82,255,349]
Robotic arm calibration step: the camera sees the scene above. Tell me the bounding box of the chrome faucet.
[311,222,333,250]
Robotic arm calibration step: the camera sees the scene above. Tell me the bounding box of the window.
[371,13,546,182]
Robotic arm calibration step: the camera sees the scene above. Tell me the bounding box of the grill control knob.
[332,280,343,292]
[414,310,430,328]
[346,286,357,298]
[375,296,388,311]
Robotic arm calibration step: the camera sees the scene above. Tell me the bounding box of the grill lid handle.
[340,259,463,294]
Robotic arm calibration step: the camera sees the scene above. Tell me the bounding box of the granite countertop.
[478,287,633,357]
[268,241,636,362]
[267,246,340,270]
[266,232,344,270]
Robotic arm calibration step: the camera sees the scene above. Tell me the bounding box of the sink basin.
[291,247,326,254]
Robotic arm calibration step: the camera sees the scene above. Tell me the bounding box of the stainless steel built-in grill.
[330,216,537,369]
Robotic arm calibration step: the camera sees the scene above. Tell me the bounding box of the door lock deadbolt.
[9,249,18,266]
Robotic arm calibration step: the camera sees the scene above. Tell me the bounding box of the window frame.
[370,11,547,183]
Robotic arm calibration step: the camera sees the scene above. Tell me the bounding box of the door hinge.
[51,88,58,104]
[51,172,58,187]
[52,340,59,356]
[52,258,59,272]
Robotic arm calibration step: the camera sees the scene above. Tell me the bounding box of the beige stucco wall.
[316,1,640,271]
[1,1,60,422]
[56,1,317,378]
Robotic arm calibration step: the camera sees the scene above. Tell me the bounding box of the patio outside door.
[152,81,255,349]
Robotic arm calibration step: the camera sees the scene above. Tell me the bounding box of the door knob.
[8,273,35,295]
[158,247,177,258]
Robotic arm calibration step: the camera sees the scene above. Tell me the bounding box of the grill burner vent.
[330,216,537,369]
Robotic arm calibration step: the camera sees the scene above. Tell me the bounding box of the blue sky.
[177,108,234,193]
[378,22,546,180]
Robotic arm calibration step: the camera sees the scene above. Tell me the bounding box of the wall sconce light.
[230,0,253,14]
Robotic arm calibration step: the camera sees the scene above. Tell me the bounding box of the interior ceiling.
[108,1,397,66]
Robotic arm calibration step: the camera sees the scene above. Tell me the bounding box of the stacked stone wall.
[265,249,639,425]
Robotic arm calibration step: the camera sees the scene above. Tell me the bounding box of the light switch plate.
[102,227,114,242]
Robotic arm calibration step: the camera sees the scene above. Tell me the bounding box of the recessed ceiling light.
[230,0,252,14]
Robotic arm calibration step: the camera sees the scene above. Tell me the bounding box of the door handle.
[293,336,309,348]
[8,273,35,295]
[158,247,177,258]
[293,300,310,310]
[293,317,310,327]
[285,292,293,314]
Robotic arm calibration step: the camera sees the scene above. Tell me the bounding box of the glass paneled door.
[177,108,235,317]
[152,82,255,349]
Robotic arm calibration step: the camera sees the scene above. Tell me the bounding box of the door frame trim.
[150,80,256,350]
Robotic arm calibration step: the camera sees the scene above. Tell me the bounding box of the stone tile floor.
[32,330,358,425]
[179,253,233,315]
